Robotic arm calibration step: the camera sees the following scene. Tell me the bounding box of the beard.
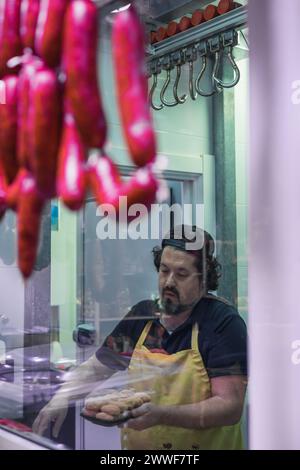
[162,298,187,316]
[160,287,196,316]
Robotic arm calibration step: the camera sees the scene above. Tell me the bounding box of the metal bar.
[148,6,247,59]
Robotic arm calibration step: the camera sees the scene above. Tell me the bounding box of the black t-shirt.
[95,295,247,378]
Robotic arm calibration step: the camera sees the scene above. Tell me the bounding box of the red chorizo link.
[28,63,62,197]
[179,16,192,32]
[88,153,158,218]
[113,5,156,167]
[17,56,43,170]
[35,0,69,67]
[156,27,167,42]
[57,111,87,211]
[204,4,219,21]
[20,0,40,51]
[6,167,26,211]
[87,153,121,207]
[0,75,19,183]
[218,0,234,15]
[217,0,242,15]
[63,0,107,149]
[0,0,22,77]
[191,10,205,27]
[120,167,158,215]
[17,62,31,169]
[150,31,157,45]
[17,170,45,278]
[167,22,179,37]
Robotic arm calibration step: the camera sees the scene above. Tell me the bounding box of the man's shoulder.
[194,294,246,332]
[195,293,238,315]
[204,293,236,309]
[123,299,158,322]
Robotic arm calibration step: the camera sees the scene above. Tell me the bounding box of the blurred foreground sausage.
[0,75,19,183]
[6,168,25,211]
[88,153,158,217]
[0,0,22,77]
[17,170,44,278]
[20,0,40,51]
[35,0,69,67]
[57,109,87,211]
[28,62,62,198]
[113,5,156,167]
[63,0,107,149]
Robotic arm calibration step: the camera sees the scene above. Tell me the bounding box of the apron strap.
[135,321,153,349]
[191,322,200,353]
[136,320,199,353]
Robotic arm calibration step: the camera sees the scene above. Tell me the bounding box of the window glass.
[0,8,248,452]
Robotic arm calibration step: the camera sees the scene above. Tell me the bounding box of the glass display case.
[0,0,250,451]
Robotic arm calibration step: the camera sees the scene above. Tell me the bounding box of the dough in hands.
[84,389,152,421]
[101,404,121,416]
[95,412,115,422]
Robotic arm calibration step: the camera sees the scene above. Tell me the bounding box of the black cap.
[162,225,215,256]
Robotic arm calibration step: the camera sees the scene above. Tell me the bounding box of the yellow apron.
[122,321,243,450]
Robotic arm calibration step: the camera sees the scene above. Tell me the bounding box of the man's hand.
[121,375,247,432]
[124,403,162,431]
[32,397,68,438]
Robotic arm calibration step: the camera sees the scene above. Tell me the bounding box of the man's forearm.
[56,354,114,402]
[159,396,242,430]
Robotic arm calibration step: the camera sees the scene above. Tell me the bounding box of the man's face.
[158,246,203,315]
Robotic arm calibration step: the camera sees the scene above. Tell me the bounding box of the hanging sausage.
[112,5,156,167]
[20,0,40,52]
[0,0,22,77]
[35,0,69,68]
[57,107,87,211]
[0,75,19,184]
[0,0,160,278]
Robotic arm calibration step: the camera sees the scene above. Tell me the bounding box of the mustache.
[162,287,179,299]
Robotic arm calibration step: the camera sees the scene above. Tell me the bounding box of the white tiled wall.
[99,35,213,171]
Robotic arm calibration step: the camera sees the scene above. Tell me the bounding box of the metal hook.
[211,51,223,93]
[173,65,187,104]
[195,46,221,97]
[185,47,198,101]
[189,61,197,101]
[160,57,178,107]
[212,46,240,89]
[148,60,164,111]
[149,73,164,111]
[171,51,187,104]
[212,31,240,89]
[195,37,223,97]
